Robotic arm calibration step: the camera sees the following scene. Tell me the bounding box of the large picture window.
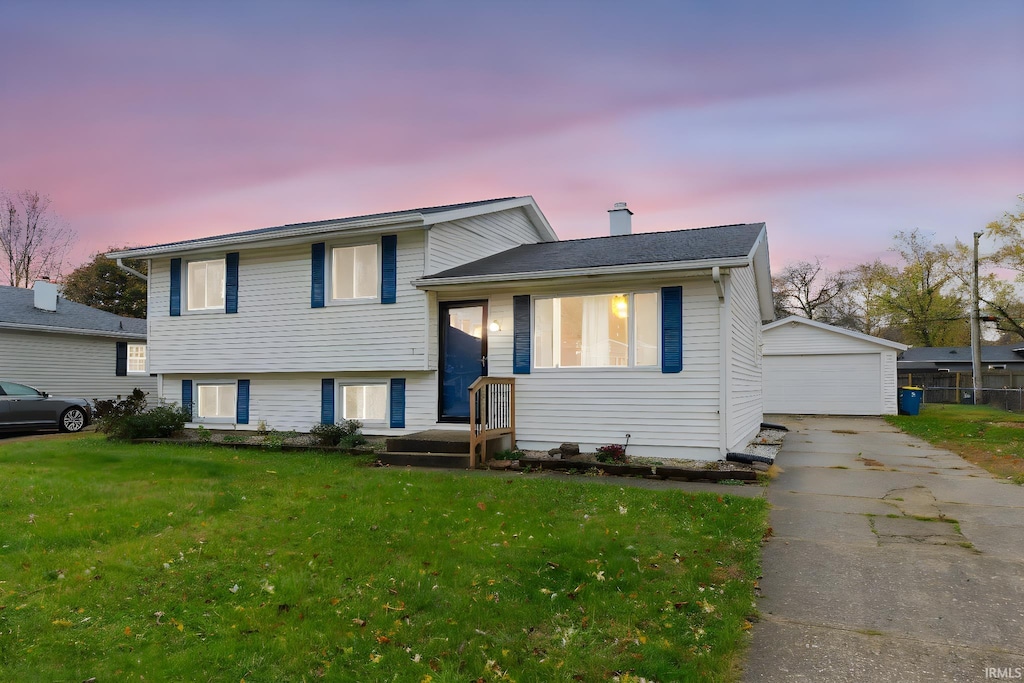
[342,384,387,421]
[197,383,236,420]
[534,292,658,368]
[187,259,226,311]
[332,244,378,300]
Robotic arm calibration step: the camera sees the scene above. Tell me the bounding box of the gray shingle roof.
[0,285,146,337]
[421,222,765,280]
[898,345,1024,370]
[114,197,518,255]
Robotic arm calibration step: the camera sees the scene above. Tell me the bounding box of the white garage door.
[763,353,882,415]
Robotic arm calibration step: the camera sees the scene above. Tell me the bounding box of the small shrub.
[94,389,148,422]
[256,420,270,436]
[196,426,212,443]
[310,420,366,448]
[262,431,285,450]
[494,449,525,461]
[595,444,628,463]
[103,405,191,441]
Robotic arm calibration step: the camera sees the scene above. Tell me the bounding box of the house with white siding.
[0,282,157,401]
[108,196,774,460]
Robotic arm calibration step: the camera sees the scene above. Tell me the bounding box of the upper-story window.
[534,291,659,368]
[332,244,378,301]
[127,344,147,373]
[187,259,225,311]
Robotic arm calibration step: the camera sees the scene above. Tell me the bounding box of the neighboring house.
[108,197,774,460]
[0,282,157,401]
[762,316,907,416]
[898,345,1024,390]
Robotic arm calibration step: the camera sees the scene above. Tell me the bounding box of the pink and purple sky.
[1,1,1022,272]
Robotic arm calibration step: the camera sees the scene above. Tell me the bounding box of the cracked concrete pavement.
[744,416,1024,682]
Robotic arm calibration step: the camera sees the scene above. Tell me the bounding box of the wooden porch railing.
[468,377,515,468]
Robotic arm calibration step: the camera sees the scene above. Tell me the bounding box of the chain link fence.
[920,387,1024,413]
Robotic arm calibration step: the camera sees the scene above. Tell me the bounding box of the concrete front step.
[375,451,471,469]
[385,429,470,454]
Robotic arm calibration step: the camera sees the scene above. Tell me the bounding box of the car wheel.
[60,407,87,433]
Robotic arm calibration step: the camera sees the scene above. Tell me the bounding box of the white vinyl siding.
[187,259,225,311]
[426,208,547,274]
[148,232,428,374]
[342,384,387,422]
[127,344,147,373]
[331,244,378,301]
[725,266,764,451]
[197,383,236,420]
[0,329,157,401]
[484,278,724,460]
[163,373,437,434]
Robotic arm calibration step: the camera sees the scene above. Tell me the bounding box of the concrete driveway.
[744,416,1024,682]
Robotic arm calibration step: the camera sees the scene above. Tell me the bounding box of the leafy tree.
[876,230,968,347]
[982,195,1024,341]
[0,190,76,287]
[61,248,148,318]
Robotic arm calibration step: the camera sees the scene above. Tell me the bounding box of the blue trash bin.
[898,386,923,415]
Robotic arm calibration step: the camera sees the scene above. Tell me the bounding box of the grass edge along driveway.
[0,435,768,682]
[886,403,1024,484]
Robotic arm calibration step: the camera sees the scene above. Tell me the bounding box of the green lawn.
[886,404,1024,484]
[0,435,767,682]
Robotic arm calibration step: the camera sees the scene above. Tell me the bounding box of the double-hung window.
[127,344,147,373]
[332,244,378,301]
[342,384,387,422]
[534,292,659,368]
[187,259,226,311]
[197,383,236,420]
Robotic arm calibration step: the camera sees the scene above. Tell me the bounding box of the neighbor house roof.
[898,345,1024,371]
[417,222,767,283]
[763,315,908,351]
[107,196,556,258]
[0,285,146,339]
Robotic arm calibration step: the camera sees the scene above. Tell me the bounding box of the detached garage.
[762,316,907,415]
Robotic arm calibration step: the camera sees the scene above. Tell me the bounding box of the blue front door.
[439,301,487,421]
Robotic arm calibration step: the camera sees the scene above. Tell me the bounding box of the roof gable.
[763,316,908,351]
[0,285,146,338]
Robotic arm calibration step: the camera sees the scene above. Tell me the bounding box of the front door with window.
[439,301,487,422]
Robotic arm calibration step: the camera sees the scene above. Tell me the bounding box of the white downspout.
[718,272,732,457]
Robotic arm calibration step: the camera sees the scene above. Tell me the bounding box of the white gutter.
[116,258,148,282]
[413,256,752,289]
[0,321,146,340]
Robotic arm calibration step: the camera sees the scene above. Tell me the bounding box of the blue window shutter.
[236,379,250,424]
[321,378,334,424]
[381,234,397,304]
[513,295,531,374]
[115,342,128,376]
[225,252,239,314]
[389,378,406,428]
[311,243,326,308]
[661,286,683,373]
[181,379,193,418]
[170,258,182,316]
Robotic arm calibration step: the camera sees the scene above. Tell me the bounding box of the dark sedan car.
[0,381,92,433]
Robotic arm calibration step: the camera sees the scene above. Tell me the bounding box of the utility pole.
[971,231,984,399]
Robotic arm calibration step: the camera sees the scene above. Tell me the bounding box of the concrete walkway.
[744,416,1024,682]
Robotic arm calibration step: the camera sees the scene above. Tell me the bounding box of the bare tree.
[0,190,76,287]
[771,258,848,322]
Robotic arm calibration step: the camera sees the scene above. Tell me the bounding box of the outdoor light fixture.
[612,294,628,319]
[489,319,501,332]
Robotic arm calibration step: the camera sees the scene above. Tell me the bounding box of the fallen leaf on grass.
[476,502,486,511]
